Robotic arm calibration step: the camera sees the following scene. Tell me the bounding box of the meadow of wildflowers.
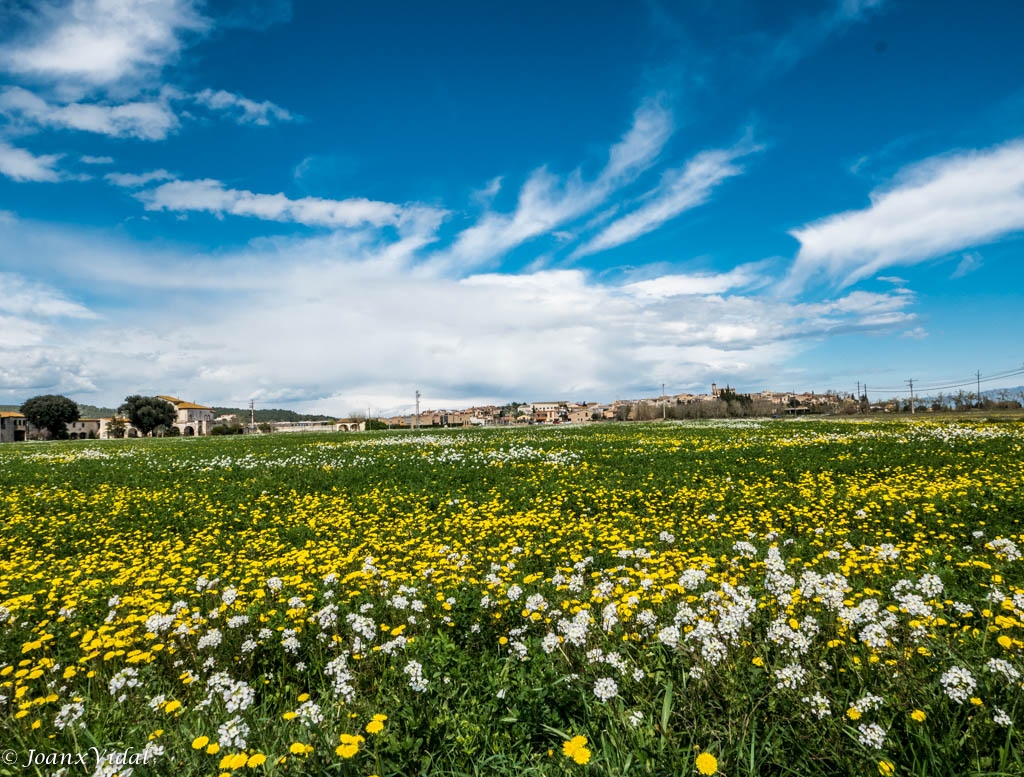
[0,419,1022,776]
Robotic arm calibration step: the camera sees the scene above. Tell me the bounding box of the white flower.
[993,707,1013,727]
[986,538,1021,561]
[404,660,428,692]
[940,666,977,704]
[217,715,249,750]
[857,722,887,750]
[801,693,831,719]
[628,710,644,727]
[774,663,806,690]
[986,658,1021,683]
[593,677,618,702]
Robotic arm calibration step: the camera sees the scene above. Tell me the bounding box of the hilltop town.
[4,382,1019,443]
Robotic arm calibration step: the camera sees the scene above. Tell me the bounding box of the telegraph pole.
[414,390,420,430]
[976,370,982,408]
[249,399,255,428]
[906,379,915,414]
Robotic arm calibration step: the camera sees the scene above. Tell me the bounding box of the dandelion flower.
[246,754,267,767]
[910,709,926,723]
[563,736,586,755]
[336,733,364,759]
[696,752,718,775]
[878,760,895,776]
[191,736,209,750]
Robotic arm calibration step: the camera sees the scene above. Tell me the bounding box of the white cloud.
[621,263,766,299]
[0,272,98,319]
[0,0,209,91]
[80,154,114,164]
[950,251,983,279]
[785,139,1024,291]
[136,178,447,233]
[436,96,673,271]
[0,86,179,140]
[0,141,63,182]
[193,88,296,126]
[0,214,917,409]
[105,168,175,187]
[573,139,762,258]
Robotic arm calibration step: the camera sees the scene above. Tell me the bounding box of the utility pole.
[662,383,666,420]
[414,390,420,430]
[856,381,861,413]
[249,399,255,428]
[976,370,982,409]
[906,379,915,414]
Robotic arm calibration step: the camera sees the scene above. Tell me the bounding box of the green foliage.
[211,406,335,422]
[105,417,127,438]
[365,418,388,430]
[19,394,79,438]
[118,395,176,436]
[210,421,244,435]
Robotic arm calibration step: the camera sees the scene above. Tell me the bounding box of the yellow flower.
[878,760,895,776]
[910,709,926,723]
[969,697,983,706]
[246,753,266,767]
[572,747,591,765]
[366,718,385,734]
[846,707,862,721]
[289,742,312,756]
[191,735,210,750]
[207,743,220,755]
[562,736,588,758]
[336,733,364,759]
[164,700,181,713]
[297,693,310,702]
[997,635,1012,649]
[696,752,718,775]
[282,711,297,720]
[752,656,764,667]
[229,752,248,769]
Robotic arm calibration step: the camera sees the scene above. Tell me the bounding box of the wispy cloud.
[104,168,175,188]
[0,0,209,91]
[0,86,178,140]
[784,139,1024,292]
[136,178,447,233]
[80,154,113,164]
[620,263,767,299]
[0,140,63,182]
[950,251,983,279]
[572,138,761,258]
[768,0,886,73]
[435,96,673,272]
[192,88,296,126]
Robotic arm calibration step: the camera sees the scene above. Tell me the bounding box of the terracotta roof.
[0,411,25,418]
[156,395,212,410]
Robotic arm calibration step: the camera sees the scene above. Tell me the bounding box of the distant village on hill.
[3,382,1022,443]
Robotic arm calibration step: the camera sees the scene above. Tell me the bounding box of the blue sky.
[1,0,1023,414]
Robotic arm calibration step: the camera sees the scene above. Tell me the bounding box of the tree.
[20,394,79,439]
[119,395,176,436]
[365,419,387,431]
[106,417,127,439]
[257,422,274,434]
